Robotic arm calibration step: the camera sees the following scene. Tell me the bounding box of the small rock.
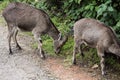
[92,64,98,69]
[91,73,96,77]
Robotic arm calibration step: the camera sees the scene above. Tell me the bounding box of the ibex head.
[54,33,68,54]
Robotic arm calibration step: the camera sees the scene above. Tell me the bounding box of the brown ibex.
[73,18,120,75]
[2,2,68,58]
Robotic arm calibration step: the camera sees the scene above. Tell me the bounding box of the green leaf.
[69,0,74,3]
[116,20,120,27]
[97,4,107,18]
[108,6,114,11]
[85,5,90,10]
[78,0,82,4]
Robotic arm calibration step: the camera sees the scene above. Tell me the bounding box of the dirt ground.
[0,25,61,80]
[0,16,120,80]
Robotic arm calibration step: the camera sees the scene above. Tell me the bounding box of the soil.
[0,16,120,80]
[0,18,60,80]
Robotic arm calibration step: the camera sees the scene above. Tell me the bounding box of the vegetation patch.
[1,0,120,76]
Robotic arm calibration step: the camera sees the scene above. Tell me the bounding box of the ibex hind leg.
[13,29,22,50]
[38,38,45,59]
[32,31,45,59]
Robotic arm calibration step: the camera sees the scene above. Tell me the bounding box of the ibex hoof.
[9,49,13,55]
[9,52,13,55]
[102,71,107,76]
[55,52,59,56]
[81,53,84,57]
[40,51,46,60]
[72,58,77,65]
[72,60,77,65]
[16,45,22,50]
[40,54,45,59]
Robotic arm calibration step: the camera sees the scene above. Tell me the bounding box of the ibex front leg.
[72,42,79,64]
[97,46,106,76]
[8,30,13,54]
[33,32,45,59]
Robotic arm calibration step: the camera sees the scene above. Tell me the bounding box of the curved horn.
[58,33,62,41]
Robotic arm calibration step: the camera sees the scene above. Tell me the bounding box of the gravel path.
[0,25,60,80]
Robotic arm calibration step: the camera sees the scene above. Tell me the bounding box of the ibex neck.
[47,27,60,40]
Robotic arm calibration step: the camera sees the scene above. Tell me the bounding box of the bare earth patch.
[0,25,59,80]
[43,55,120,80]
[44,57,99,80]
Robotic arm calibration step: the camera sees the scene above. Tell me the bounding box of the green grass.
[0,16,5,26]
[23,32,33,36]
[31,35,55,55]
[0,1,9,12]
[42,37,54,55]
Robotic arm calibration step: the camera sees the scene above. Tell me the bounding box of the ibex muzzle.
[54,33,68,54]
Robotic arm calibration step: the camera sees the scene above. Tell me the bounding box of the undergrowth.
[1,0,120,74]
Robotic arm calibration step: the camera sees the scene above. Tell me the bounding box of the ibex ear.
[58,33,62,41]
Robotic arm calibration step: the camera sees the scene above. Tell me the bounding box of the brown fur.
[2,2,67,58]
[73,18,120,75]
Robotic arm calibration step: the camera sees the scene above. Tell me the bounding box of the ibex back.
[2,2,68,58]
[73,18,120,75]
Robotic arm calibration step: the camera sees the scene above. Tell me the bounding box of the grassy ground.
[1,9,120,79]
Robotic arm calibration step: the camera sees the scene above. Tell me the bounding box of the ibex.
[73,18,120,75]
[2,2,68,59]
